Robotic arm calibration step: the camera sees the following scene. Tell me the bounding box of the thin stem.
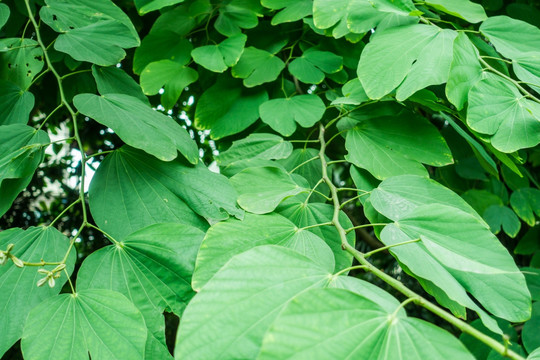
[61,222,85,264]
[340,193,370,209]
[22,260,62,266]
[60,68,92,80]
[333,265,367,277]
[64,268,76,293]
[37,103,62,131]
[327,159,348,166]
[86,223,120,245]
[364,238,421,258]
[289,140,319,143]
[49,198,81,227]
[337,187,368,193]
[289,156,318,174]
[298,222,333,231]
[27,68,50,89]
[86,150,113,159]
[345,223,388,234]
[480,55,512,65]
[303,178,324,204]
[316,123,526,360]
[392,297,418,317]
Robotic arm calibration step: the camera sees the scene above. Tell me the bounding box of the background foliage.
[1,0,540,359]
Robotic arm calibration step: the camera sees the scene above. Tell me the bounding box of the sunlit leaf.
[134,0,184,15]
[261,0,312,24]
[191,33,246,72]
[216,133,293,166]
[289,48,342,84]
[232,47,285,87]
[0,38,43,88]
[425,0,486,23]
[214,0,262,36]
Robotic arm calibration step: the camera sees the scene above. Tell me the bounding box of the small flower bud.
[5,244,14,253]
[38,268,49,274]
[48,277,55,288]
[37,277,48,287]
[0,252,7,266]
[10,255,24,268]
[52,264,66,273]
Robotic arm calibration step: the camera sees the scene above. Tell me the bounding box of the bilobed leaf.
[21,289,147,360]
[467,74,540,153]
[425,0,487,23]
[216,133,293,166]
[483,205,521,238]
[134,0,184,15]
[288,48,342,84]
[262,0,312,24]
[195,78,268,139]
[259,95,326,136]
[88,146,243,240]
[345,114,453,179]
[232,47,285,87]
[133,32,192,74]
[230,166,307,214]
[372,0,417,15]
[331,78,369,105]
[192,213,335,289]
[480,16,540,59]
[77,223,204,360]
[140,60,198,109]
[214,0,262,36]
[523,302,540,353]
[513,53,540,92]
[510,188,540,226]
[40,0,140,66]
[91,65,149,104]
[0,80,34,125]
[358,24,455,99]
[0,3,9,30]
[0,125,49,217]
[0,227,76,358]
[258,288,475,360]
[191,33,246,72]
[74,93,198,163]
[0,38,44,88]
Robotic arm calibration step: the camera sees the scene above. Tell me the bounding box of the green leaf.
[513,53,540,93]
[331,78,369,105]
[140,60,199,109]
[230,166,307,214]
[358,24,456,100]
[91,65,149,105]
[149,2,206,36]
[0,227,76,357]
[0,80,34,125]
[0,3,9,30]
[258,288,475,360]
[77,223,204,360]
[21,289,147,360]
[176,245,363,359]
[523,302,540,353]
[262,0,312,24]
[467,74,540,153]
[446,33,483,110]
[288,48,343,84]
[515,228,540,255]
[214,0,262,36]
[89,146,242,240]
[74,93,198,163]
[480,16,540,59]
[529,348,540,360]
[277,199,355,271]
[191,33,246,72]
[510,188,540,226]
[345,114,453,180]
[522,267,540,301]
[216,133,293,166]
[192,213,335,289]
[194,78,268,139]
[134,0,184,15]
[483,205,521,238]
[425,0,487,23]
[0,38,44,88]
[232,47,285,87]
[40,0,140,66]
[0,124,49,217]
[259,95,326,136]
[133,32,192,74]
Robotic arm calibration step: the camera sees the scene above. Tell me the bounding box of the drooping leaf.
[0,227,76,358]
[483,205,521,238]
[461,189,503,216]
[345,114,453,179]
[232,47,285,87]
[522,267,540,301]
[480,16,540,59]
[134,0,184,15]
[510,188,540,226]
[192,213,335,289]
[258,288,475,360]
[191,33,246,72]
[214,0,262,36]
[289,48,343,84]
[133,32,192,74]
[261,0,312,24]
[88,146,243,240]
[0,38,44,88]
[0,80,34,125]
[216,133,293,166]
[0,3,9,30]
[140,60,199,109]
[91,65,149,104]
[425,0,487,23]
[259,95,326,136]
[77,223,204,360]
[40,0,140,66]
[21,289,147,360]
[446,33,483,109]
[149,2,208,36]
[358,24,456,100]
[0,124,49,217]
[467,73,540,153]
[74,93,198,163]
[230,166,307,214]
[194,78,268,139]
[523,302,540,353]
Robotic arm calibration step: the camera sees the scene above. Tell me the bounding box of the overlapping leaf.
[261,0,312,24]
[0,3,8,30]
[425,0,486,23]
[40,0,140,66]
[74,93,198,162]
[289,48,342,84]
[510,188,540,226]
[0,227,75,357]
[134,0,184,15]
[133,32,192,75]
[216,133,293,166]
[0,80,34,125]
[0,38,44,88]
[191,33,246,72]
[214,0,262,36]
[232,47,285,87]
[92,65,149,104]
[21,289,147,360]
[258,288,475,360]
